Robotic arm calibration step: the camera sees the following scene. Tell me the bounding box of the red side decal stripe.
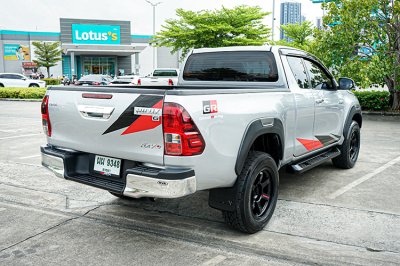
[296,138,323,151]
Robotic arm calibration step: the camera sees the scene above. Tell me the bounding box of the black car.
[75,75,112,86]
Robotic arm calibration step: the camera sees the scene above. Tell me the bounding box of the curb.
[0,98,42,102]
[362,111,400,121]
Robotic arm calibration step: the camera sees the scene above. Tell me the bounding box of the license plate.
[94,155,121,176]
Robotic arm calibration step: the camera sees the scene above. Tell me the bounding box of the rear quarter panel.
[164,90,296,190]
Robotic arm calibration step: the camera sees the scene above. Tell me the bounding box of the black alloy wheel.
[332,121,361,169]
[251,170,272,218]
[222,151,279,233]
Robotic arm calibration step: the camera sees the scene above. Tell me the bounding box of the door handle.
[315,98,324,104]
[78,105,115,119]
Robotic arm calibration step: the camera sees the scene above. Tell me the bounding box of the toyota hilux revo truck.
[41,46,362,233]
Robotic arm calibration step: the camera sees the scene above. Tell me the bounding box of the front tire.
[332,121,360,169]
[222,152,279,234]
[0,83,4,87]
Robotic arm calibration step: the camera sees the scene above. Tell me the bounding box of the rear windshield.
[183,51,278,82]
[79,75,102,81]
[153,70,178,77]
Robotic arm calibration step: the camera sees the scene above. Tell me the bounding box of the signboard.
[3,44,30,61]
[72,24,120,45]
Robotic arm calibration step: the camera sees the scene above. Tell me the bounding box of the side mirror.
[338,77,355,90]
[22,77,27,80]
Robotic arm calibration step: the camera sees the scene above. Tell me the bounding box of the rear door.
[47,88,165,165]
[285,56,317,156]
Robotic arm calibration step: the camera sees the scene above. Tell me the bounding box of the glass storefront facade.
[82,57,116,76]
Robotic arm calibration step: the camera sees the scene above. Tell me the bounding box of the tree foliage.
[280,21,314,46]
[152,6,271,59]
[32,42,62,78]
[311,0,400,109]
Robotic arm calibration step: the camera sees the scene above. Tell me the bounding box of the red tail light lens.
[137,79,141,85]
[41,95,51,137]
[163,103,205,156]
[168,79,174,86]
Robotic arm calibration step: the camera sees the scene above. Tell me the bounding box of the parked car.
[137,68,179,86]
[110,75,140,86]
[41,46,362,233]
[75,75,112,86]
[0,73,46,87]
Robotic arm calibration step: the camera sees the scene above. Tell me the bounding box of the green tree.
[152,6,271,59]
[313,0,400,110]
[280,21,314,46]
[32,42,62,78]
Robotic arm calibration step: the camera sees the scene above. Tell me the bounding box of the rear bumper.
[40,145,196,198]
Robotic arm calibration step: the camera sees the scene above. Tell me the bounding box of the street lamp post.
[271,0,276,41]
[145,0,162,70]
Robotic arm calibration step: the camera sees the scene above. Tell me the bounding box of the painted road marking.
[0,133,41,140]
[18,154,41,160]
[0,208,6,212]
[329,155,400,199]
[201,255,226,266]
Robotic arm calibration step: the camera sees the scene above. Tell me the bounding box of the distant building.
[280,1,302,41]
[316,17,323,29]
[301,15,307,23]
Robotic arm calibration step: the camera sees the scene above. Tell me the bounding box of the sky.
[0,0,323,39]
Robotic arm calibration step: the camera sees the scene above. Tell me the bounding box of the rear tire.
[222,151,279,234]
[332,121,360,169]
[0,83,4,87]
[29,84,39,88]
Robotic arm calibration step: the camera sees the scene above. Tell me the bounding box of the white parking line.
[329,155,400,199]
[18,154,41,160]
[201,255,226,266]
[0,133,42,140]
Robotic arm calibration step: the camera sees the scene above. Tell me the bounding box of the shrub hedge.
[352,90,390,111]
[0,87,392,111]
[42,78,61,85]
[0,88,47,99]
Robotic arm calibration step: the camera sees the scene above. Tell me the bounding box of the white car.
[109,75,140,86]
[0,73,46,88]
[137,68,179,86]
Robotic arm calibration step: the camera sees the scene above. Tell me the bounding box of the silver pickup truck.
[41,46,362,233]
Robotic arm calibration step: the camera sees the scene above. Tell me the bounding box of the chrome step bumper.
[40,145,196,199]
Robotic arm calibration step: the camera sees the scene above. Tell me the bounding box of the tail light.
[92,81,101,85]
[41,95,51,137]
[168,79,174,86]
[163,103,205,156]
[137,79,141,85]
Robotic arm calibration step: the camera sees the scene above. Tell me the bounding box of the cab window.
[287,56,309,89]
[303,60,333,90]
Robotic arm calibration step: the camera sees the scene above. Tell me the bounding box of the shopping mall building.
[0,18,179,78]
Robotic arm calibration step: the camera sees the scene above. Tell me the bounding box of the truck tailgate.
[47,87,165,165]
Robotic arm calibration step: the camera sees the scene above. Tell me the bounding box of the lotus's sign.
[72,24,120,45]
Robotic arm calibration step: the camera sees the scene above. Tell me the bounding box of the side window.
[303,60,332,90]
[287,56,309,89]
[9,74,23,80]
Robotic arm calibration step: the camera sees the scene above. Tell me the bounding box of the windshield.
[79,75,102,82]
[183,51,278,82]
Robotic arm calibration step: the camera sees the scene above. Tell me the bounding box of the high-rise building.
[280,1,302,41]
[316,17,323,30]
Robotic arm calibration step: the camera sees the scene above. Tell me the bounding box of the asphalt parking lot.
[0,100,399,265]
